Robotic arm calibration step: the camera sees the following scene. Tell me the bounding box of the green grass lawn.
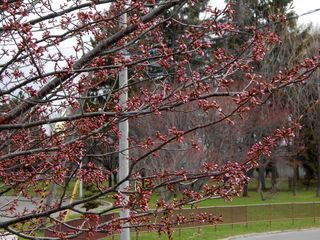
[22,219,320,240]
[10,177,320,240]
[101,178,320,240]
[5,177,319,206]
[197,190,320,207]
[142,177,320,208]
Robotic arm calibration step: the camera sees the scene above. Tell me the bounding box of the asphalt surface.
[0,196,111,222]
[0,196,112,238]
[228,228,320,240]
[0,196,38,221]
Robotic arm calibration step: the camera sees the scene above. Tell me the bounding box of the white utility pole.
[118,6,130,240]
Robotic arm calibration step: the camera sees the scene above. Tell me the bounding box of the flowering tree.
[0,0,319,238]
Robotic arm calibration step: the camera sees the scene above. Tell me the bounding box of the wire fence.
[173,202,320,227]
[134,202,320,240]
[45,202,320,239]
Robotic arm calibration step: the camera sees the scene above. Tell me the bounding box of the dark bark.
[317,147,320,197]
[243,183,248,197]
[292,160,299,196]
[108,174,113,187]
[140,168,146,189]
[243,169,253,197]
[258,165,266,192]
[113,172,117,186]
[271,161,278,193]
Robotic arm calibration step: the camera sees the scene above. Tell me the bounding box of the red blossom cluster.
[0,0,318,239]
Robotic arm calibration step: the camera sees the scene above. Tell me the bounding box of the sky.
[210,0,320,27]
[0,0,318,130]
[293,0,320,26]
[1,0,319,91]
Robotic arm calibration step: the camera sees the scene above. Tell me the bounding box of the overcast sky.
[294,0,320,26]
[210,0,320,26]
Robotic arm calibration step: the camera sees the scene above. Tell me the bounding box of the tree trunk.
[108,174,113,187]
[140,168,146,189]
[113,172,117,186]
[243,183,248,197]
[316,77,320,197]
[258,165,266,192]
[243,169,253,197]
[271,162,277,193]
[293,161,299,196]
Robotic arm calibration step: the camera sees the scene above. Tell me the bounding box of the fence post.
[246,205,248,228]
[231,207,234,230]
[291,203,294,225]
[178,208,181,240]
[135,227,139,240]
[215,206,217,232]
[314,202,316,224]
[269,204,272,228]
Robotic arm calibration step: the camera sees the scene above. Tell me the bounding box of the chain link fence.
[45,202,320,239]
[170,202,320,228]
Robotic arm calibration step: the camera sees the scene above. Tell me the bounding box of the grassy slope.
[145,178,320,208]
[104,178,320,239]
[135,219,320,240]
[104,219,320,240]
[11,178,320,239]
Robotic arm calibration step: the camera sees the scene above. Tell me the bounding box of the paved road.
[0,196,38,221]
[0,196,111,222]
[228,229,320,240]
